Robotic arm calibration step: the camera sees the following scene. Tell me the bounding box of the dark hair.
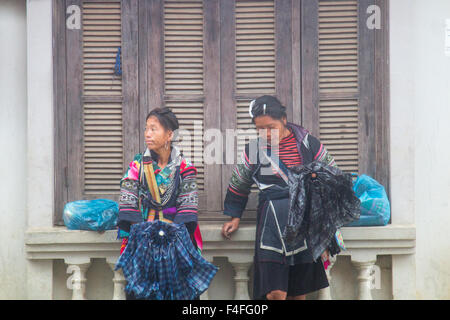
[250,95,287,122]
[146,107,179,132]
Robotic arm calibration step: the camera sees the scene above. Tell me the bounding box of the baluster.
[351,259,376,300]
[200,255,214,300]
[229,260,252,300]
[64,258,91,300]
[317,255,337,300]
[107,258,126,300]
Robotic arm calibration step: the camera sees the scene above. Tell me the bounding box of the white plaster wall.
[390,0,450,299]
[0,0,28,299]
[26,0,54,228]
[24,0,55,299]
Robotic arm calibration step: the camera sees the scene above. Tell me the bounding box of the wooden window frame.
[53,0,390,225]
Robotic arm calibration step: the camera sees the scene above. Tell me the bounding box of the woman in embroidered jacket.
[222,95,338,300]
[117,108,201,298]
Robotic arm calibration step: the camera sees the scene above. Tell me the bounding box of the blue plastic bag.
[345,174,390,227]
[63,199,119,231]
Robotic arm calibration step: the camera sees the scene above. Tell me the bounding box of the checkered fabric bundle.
[115,220,217,300]
[284,161,360,261]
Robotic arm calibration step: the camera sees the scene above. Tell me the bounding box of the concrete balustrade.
[25,223,415,300]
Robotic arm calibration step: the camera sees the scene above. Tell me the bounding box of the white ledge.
[25,224,416,262]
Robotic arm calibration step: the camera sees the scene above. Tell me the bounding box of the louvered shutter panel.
[82,1,123,195]
[235,0,276,158]
[318,0,359,173]
[164,0,204,190]
[234,0,276,198]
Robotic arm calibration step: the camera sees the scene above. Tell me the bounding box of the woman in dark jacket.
[222,95,337,300]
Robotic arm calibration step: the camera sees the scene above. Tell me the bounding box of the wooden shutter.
[235,0,276,95]
[62,0,138,213]
[56,0,389,224]
[318,0,359,173]
[82,1,124,195]
[163,0,205,191]
[235,0,276,156]
[234,0,276,199]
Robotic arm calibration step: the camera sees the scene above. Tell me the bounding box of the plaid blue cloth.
[115,220,217,300]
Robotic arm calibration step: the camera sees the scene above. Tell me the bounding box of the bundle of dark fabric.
[283,161,360,261]
[115,220,217,300]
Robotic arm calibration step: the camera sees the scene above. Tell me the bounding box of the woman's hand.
[222,218,240,240]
